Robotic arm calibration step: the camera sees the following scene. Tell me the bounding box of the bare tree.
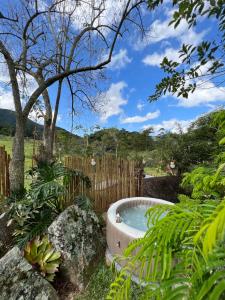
[0,0,146,193]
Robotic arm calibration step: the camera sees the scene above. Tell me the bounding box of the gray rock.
[0,247,58,300]
[48,205,105,291]
[0,213,14,258]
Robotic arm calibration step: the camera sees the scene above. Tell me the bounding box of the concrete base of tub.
[106,197,174,278]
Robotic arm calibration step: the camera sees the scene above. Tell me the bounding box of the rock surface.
[143,176,183,203]
[48,205,104,290]
[0,213,14,258]
[0,247,58,300]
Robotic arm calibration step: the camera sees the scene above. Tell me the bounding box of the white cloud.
[97,82,128,122]
[0,62,10,83]
[135,9,207,50]
[57,0,129,34]
[180,28,207,46]
[109,49,132,70]
[121,110,160,124]
[177,81,225,107]
[0,57,38,111]
[143,118,194,134]
[0,86,45,125]
[0,86,14,110]
[143,47,181,67]
[28,109,44,124]
[137,102,145,111]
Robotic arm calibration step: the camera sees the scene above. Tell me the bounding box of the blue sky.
[0,1,224,136]
[53,3,225,136]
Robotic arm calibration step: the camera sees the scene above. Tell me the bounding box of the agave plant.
[24,235,61,282]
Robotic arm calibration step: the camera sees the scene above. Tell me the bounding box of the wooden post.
[0,146,10,199]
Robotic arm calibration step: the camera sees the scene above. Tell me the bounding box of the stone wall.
[143,176,184,203]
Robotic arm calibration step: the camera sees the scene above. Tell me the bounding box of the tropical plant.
[24,235,61,282]
[107,114,225,299]
[6,162,91,248]
[147,110,222,174]
[106,3,225,298]
[148,0,225,102]
[74,195,93,211]
[107,196,225,299]
[181,110,225,200]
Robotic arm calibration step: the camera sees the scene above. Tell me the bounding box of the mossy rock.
[0,247,58,300]
[48,205,105,291]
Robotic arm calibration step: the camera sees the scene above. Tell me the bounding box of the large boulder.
[0,247,58,300]
[0,213,14,258]
[143,176,183,203]
[48,205,105,291]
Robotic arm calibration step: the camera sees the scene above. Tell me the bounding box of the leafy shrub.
[182,164,225,200]
[6,162,91,248]
[75,261,142,300]
[74,195,93,211]
[107,198,225,299]
[107,111,225,299]
[24,235,61,282]
[181,110,225,201]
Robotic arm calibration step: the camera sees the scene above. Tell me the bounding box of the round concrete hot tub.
[106,197,174,267]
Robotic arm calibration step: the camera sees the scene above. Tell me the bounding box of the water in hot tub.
[120,205,149,231]
[120,205,164,232]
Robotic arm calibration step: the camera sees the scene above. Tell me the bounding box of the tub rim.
[107,197,174,239]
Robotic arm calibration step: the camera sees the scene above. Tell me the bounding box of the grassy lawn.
[0,135,41,187]
[0,135,39,171]
[144,166,167,177]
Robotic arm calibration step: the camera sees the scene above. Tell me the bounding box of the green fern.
[194,198,225,256]
[108,198,225,299]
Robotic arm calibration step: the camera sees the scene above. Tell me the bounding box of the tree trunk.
[0,41,25,195]
[43,118,54,162]
[36,76,62,164]
[9,116,25,194]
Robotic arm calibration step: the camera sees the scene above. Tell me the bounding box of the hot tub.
[106,197,174,265]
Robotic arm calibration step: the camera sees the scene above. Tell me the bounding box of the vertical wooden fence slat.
[64,155,143,213]
[0,146,10,199]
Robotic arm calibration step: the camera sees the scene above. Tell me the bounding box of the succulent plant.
[24,235,61,282]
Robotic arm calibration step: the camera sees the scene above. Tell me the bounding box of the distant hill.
[0,108,80,141]
[0,109,154,157]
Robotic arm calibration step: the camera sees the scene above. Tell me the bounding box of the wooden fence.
[0,146,10,198]
[64,156,143,212]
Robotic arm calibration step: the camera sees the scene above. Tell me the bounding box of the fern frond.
[123,203,202,282]
[107,264,133,300]
[194,198,225,256]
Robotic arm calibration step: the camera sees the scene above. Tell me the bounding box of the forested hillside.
[0,108,222,174]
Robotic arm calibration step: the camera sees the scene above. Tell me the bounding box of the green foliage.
[75,262,114,300]
[0,108,42,137]
[182,110,225,199]
[108,110,225,300]
[148,1,225,101]
[75,260,142,300]
[24,235,61,282]
[108,198,225,299]
[74,195,93,211]
[106,4,225,299]
[182,164,225,199]
[147,110,221,173]
[89,128,154,158]
[6,162,91,248]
